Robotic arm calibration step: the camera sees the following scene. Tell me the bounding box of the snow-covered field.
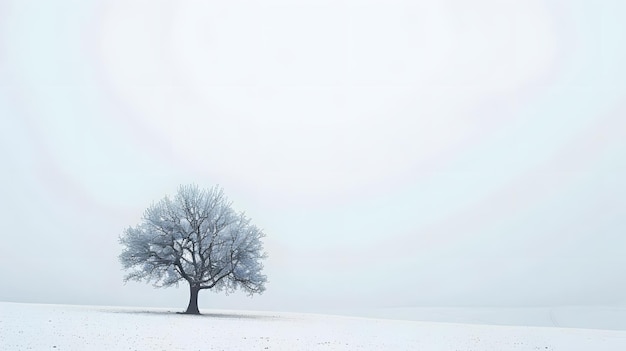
[340,306,626,330]
[1,302,625,350]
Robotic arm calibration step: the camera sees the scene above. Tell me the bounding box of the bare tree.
[119,184,267,314]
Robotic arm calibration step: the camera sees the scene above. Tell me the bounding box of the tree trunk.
[184,284,201,314]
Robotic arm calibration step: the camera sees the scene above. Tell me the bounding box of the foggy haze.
[1,0,625,312]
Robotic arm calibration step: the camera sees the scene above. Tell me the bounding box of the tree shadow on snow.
[105,309,279,320]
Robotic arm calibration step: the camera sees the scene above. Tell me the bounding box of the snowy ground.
[337,306,626,330]
[1,302,625,350]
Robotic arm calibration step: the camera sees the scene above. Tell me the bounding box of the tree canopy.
[119,184,267,314]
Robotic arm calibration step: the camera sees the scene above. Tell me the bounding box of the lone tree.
[119,184,267,314]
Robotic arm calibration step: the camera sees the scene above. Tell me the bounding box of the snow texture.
[1,302,625,351]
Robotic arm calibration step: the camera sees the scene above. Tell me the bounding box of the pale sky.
[1,0,625,312]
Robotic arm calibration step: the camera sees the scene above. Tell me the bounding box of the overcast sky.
[1,0,625,312]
